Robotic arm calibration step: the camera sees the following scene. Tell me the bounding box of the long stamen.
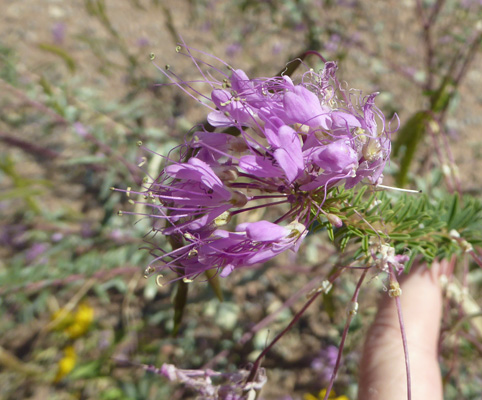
[230,199,289,216]
[376,184,422,193]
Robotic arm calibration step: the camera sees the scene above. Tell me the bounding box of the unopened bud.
[326,213,343,228]
[230,191,248,208]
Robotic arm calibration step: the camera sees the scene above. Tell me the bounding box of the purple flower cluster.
[130,46,397,282]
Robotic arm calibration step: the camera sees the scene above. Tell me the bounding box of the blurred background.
[1,0,481,399]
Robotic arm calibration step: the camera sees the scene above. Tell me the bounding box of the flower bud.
[326,213,343,228]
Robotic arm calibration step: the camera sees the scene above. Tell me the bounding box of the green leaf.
[0,187,44,201]
[63,156,108,165]
[361,235,369,252]
[388,233,412,240]
[392,111,431,187]
[351,185,368,207]
[38,43,76,73]
[347,226,364,238]
[69,360,102,380]
[445,194,459,227]
[429,76,455,113]
[394,201,414,224]
[327,223,334,241]
[340,234,351,252]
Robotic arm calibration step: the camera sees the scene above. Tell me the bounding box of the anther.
[188,249,198,257]
[138,157,147,167]
[183,232,195,241]
[149,53,155,60]
[214,211,231,227]
[137,140,143,147]
[175,45,182,53]
[144,266,156,279]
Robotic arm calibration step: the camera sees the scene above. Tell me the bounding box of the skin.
[358,261,445,400]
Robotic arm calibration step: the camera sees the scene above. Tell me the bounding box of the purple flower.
[311,345,339,384]
[25,243,49,264]
[125,44,397,282]
[273,125,304,183]
[51,22,66,45]
[282,84,332,129]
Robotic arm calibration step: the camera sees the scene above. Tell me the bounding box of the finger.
[358,261,445,400]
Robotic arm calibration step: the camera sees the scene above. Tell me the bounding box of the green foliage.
[38,43,77,73]
[392,111,431,187]
[320,188,482,271]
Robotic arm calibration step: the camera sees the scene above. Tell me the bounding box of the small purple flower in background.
[311,345,339,384]
[0,223,27,250]
[51,22,66,45]
[324,34,341,53]
[51,232,64,242]
[25,243,49,265]
[136,37,150,48]
[226,43,242,58]
[272,42,284,55]
[122,44,397,283]
[73,122,88,138]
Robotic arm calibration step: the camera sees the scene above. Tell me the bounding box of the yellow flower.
[65,303,94,339]
[303,389,349,400]
[53,346,76,383]
[50,303,94,339]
